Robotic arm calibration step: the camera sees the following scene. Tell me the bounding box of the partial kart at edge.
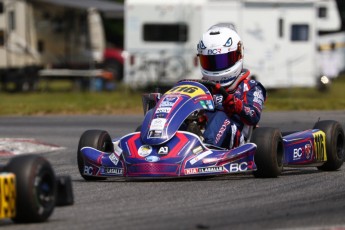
[0,155,74,223]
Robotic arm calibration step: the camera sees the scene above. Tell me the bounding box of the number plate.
[0,173,16,219]
[166,85,205,97]
[312,131,327,162]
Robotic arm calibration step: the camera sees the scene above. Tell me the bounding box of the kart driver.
[196,23,266,149]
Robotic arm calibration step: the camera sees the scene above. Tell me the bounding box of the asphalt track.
[0,111,345,230]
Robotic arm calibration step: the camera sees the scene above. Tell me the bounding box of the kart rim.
[35,171,55,211]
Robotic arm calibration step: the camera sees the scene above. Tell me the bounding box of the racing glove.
[223,94,243,115]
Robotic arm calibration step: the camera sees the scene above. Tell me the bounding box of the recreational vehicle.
[0,0,124,91]
[124,0,342,89]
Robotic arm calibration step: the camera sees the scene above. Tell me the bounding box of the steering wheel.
[177,79,230,98]
[197,80,229,98]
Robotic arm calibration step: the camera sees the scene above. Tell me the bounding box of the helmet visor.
[199,51,241,72]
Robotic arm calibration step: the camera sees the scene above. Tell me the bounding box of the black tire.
[5,155,56,223]
[313,120,345,171]
[252,127,284,178]
[77,130,114,181]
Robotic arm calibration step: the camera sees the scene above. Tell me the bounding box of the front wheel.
[5,155,56,223]
[77,130,114,181]
[313,120,345,171]
[251,127,284,178]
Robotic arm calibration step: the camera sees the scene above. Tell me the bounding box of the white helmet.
[197,23,243,87]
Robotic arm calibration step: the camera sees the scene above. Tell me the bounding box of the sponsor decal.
[109,153,119,165]
[200,101,208,109]
[229,162,252,172]
[148,130,163,138]
[213,94,223,106]
[158,146,169,155]
[221,76,236,85]
[100,167,123,175]
[206,100,214,110]
[202,158,219,164]
[253,87,264,105]
[138,145,152,157]
[159,96,179,108]
[150,118,167,131]
[292,140,313,161]
[193,95,209,102]
[156,107,171,113]
[207,48,221,55]
[84,166,95,176]
[185,168,198,175]
[145,156,160,162]
[190,150,213,165]
[184,166,227,175]
[215,119,231,144]
[192,146,203,155]
[293,147,303,160]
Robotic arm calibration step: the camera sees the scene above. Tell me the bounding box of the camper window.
[291,24,309,41]
[318,7,327,18]
[0,3,3,14]
[143,23,188,42]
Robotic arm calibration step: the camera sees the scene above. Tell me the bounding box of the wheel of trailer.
[77,130,114,181]
[251,127,284,178]
[313,120,345,171]
[4,155,56,223]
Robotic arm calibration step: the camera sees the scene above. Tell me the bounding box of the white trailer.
[124,0,341,89]
[0,0,123,91]
[316,0,345,80]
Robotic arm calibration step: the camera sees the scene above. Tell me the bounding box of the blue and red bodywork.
[81,132,257,178]
[282,129,327,166]
[79,81,327,179]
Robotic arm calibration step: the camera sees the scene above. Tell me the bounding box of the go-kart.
[0,154,74,223]
[77,80,345,180]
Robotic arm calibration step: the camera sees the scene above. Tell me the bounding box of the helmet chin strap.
[226,69,250,93]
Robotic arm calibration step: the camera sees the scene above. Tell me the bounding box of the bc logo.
[207,49,221,55]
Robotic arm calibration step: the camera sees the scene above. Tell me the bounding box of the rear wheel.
[77,130,114,181]
[252,127,284,178]
[5,155,56,223]
[313,120,344,171]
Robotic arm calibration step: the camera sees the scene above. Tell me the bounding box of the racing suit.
[203,69,266,149]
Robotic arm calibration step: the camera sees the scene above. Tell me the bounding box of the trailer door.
[242,2,316,88]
